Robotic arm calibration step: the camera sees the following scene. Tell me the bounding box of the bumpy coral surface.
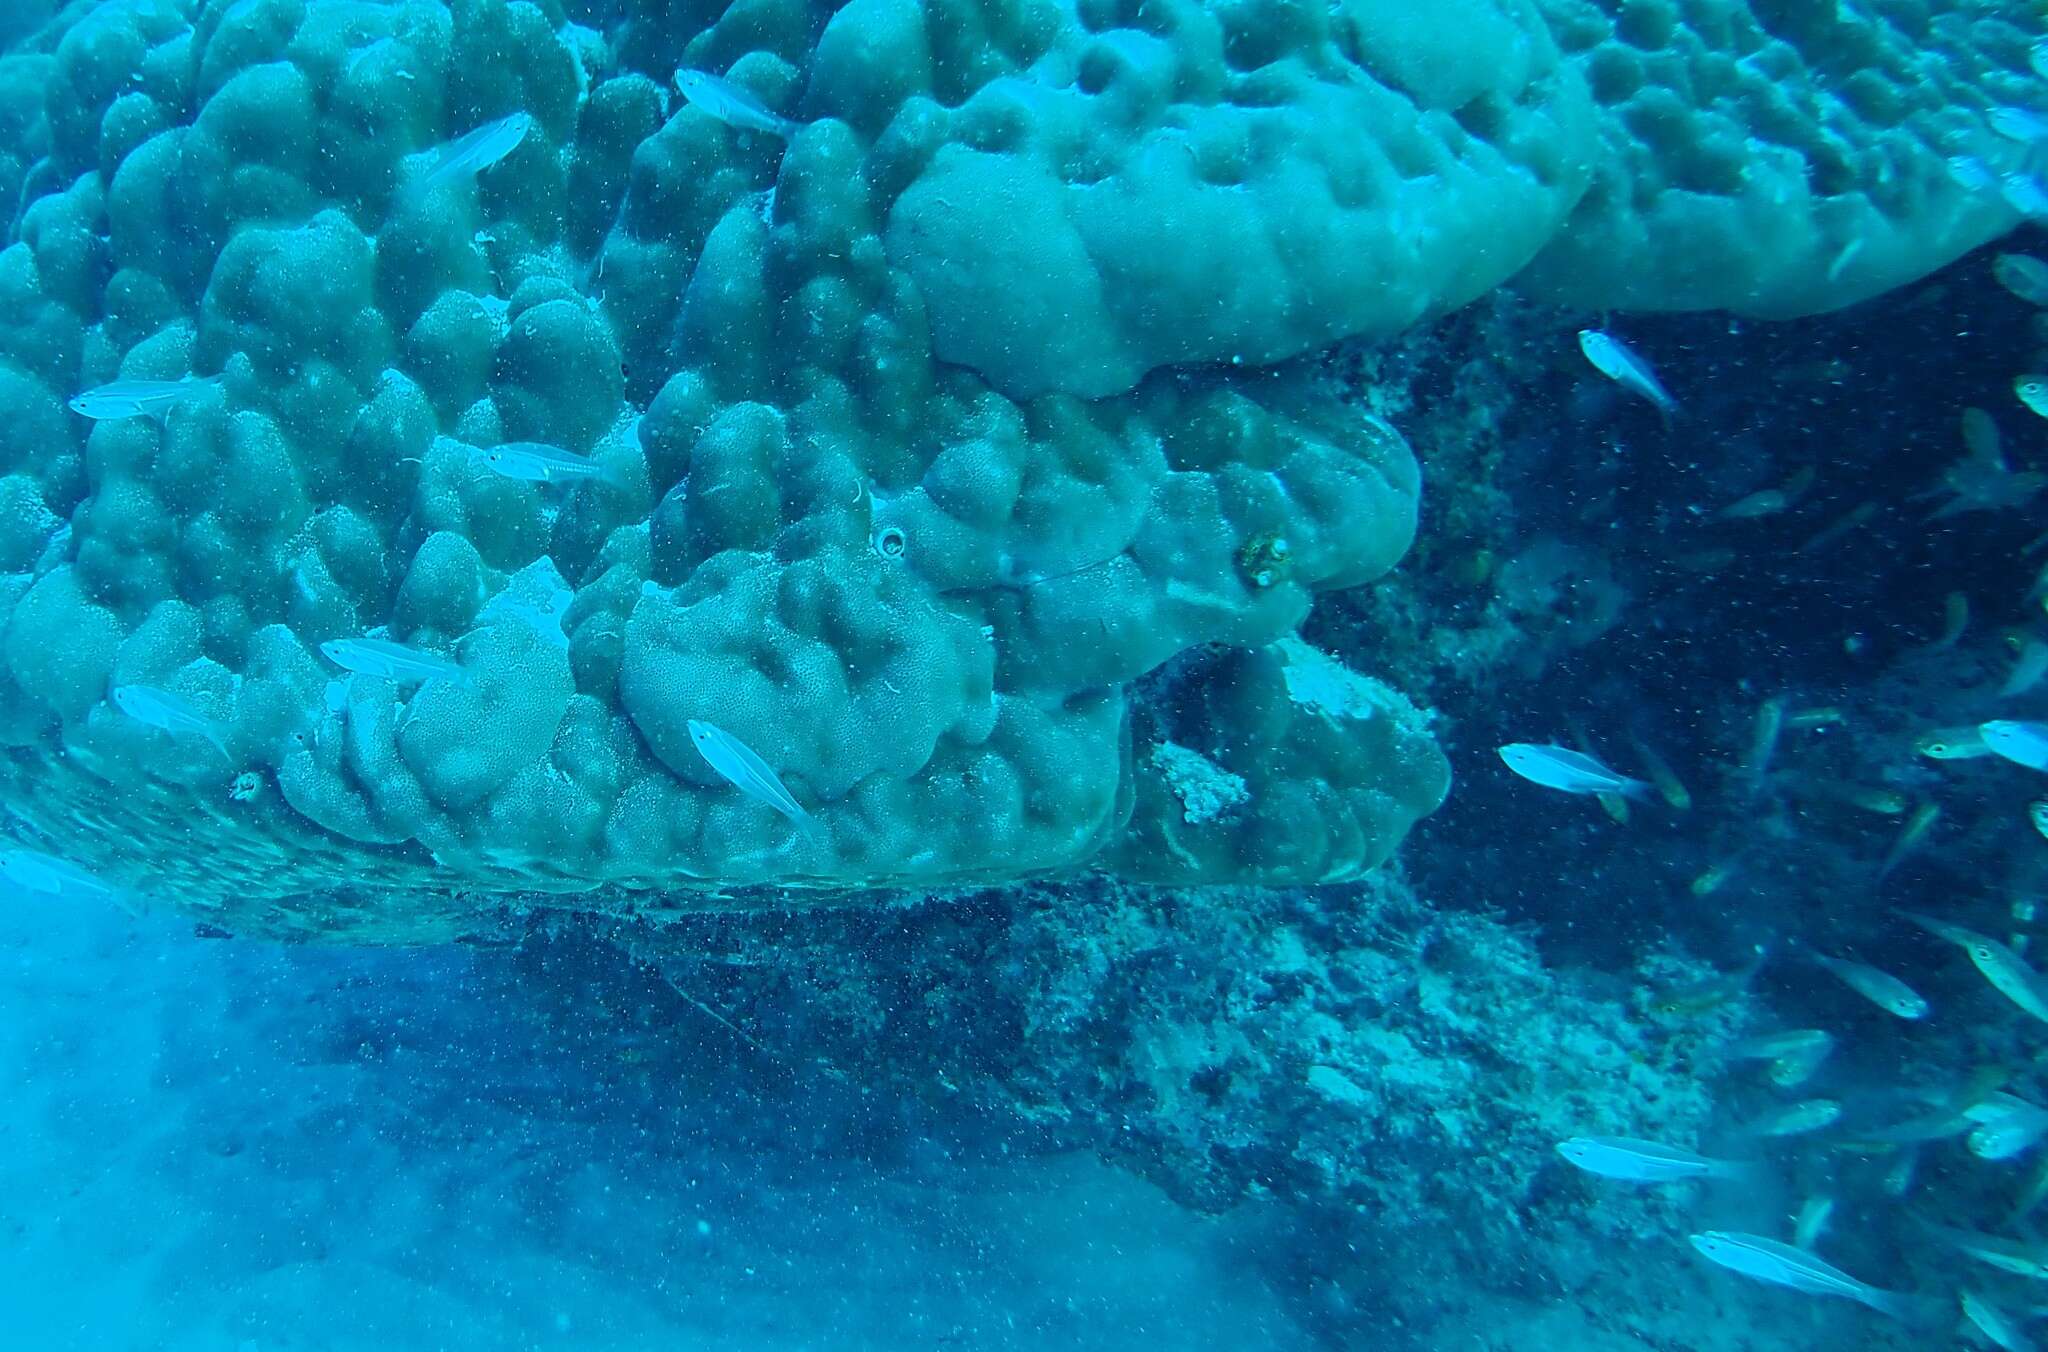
[1525,0,2040,315]
[0,0,2032,933]
[0,0,1456,932]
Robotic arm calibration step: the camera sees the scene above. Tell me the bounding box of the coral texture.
[0,0,2032,932]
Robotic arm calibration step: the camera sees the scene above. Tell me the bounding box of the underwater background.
[2,0,2048,1347]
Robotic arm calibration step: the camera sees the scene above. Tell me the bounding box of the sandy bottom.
[0,894,1878,1351]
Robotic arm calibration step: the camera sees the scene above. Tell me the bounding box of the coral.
[0,0,1450,930]
[1523,0,2040,317]
[0,0,2033,931]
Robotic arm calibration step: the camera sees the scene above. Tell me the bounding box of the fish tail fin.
[204,725,235,764]
[1620,776,1655,802]
[1705,1157,1763,1186]
[1861,1286,1944,1329]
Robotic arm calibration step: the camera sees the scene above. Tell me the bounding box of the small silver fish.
[1714,488,1787,520]
[1881,1143,1921,1197]
[1853,1104,1974,1147]
[688,718,811,826]
[1983,720,2048,771]
[2005,172,2048,220]
[1742,1099,1842,1138]
[1962,1289,2038,1352]
[674,68,801,139]
[1916,726,1989,759]
[1554,1136,1748,1184]
[69,374,221,421]
[0,844,115,901]
[1902,912,2048,1025]
[2005,639,2048,697]
[1992,107,2048,143]
[2037,39,2048,82]
[470,441,613,485]
[2031,800,2048,842]
[1809,952,1928,1019]
[1792,1196,1835,1250]
[1875,802,1940,883]
[1766,1052,1828,1089]
[1967,1094,2048,1161]
[420,111,533,192]
[2018,376,2048,420]
[1919,1219,2048,1281]
[1578,329,1679,416]
[1729,1029,1833,1062]
[1498,743,1648,798]
[1744,696,1784,794]
[1689,1232,1922,1322]
[1625,730,1690,809]
[319,637,470,687]
[1996,254,2048,306]
[1950,154,1999,193]
[111,684,232,760]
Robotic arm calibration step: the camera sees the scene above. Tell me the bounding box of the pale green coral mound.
[1523,0,2041,316]
[0,0,1448,934]
[871,0,1598,398]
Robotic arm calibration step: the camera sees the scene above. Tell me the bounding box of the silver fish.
[319,637,470,686]
[1992,107,2048,143]
[2005,172,2048,220]
[111,684,232,760]
[1875,802,1939,883]
[1968,1094,2048,1161]
[1689,1232,1922,1322]
[2020,376,2048,420]
[1949,154,1998,193]
[1881,1143,1921,1197]
[2037,39,2048,82]
[1809,952,1928,1019]
[1498,743,1648,798]
[1996,253,2048,306]
[674,68,801,139]
[1742,1099,1842,1138]
[1919,1219,2048,1281]
[1578,329,1679,416]
[1983,720,2048,771]
[2004,639,2048,697]
[1729,1029,1833,1062]
[420,111,533,191]
[1901,912,2048,1025]
[1554,1135,1747,1184]
[688,719,810,826]
[69,374,221,421]
[0,844,115,902]
[1792,1196,1834,1250]
[1963,1289,2039,1352]
[470,441,612,485]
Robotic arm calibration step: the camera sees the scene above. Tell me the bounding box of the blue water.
[3,1,2048,1348]
[4,899,1307,1349]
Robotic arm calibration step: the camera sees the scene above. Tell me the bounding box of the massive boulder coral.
[0,0,2032,934]
[0,0,1451,933]
[1523,0,2041,316]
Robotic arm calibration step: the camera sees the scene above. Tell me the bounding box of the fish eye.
[1974,945,1994,960]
